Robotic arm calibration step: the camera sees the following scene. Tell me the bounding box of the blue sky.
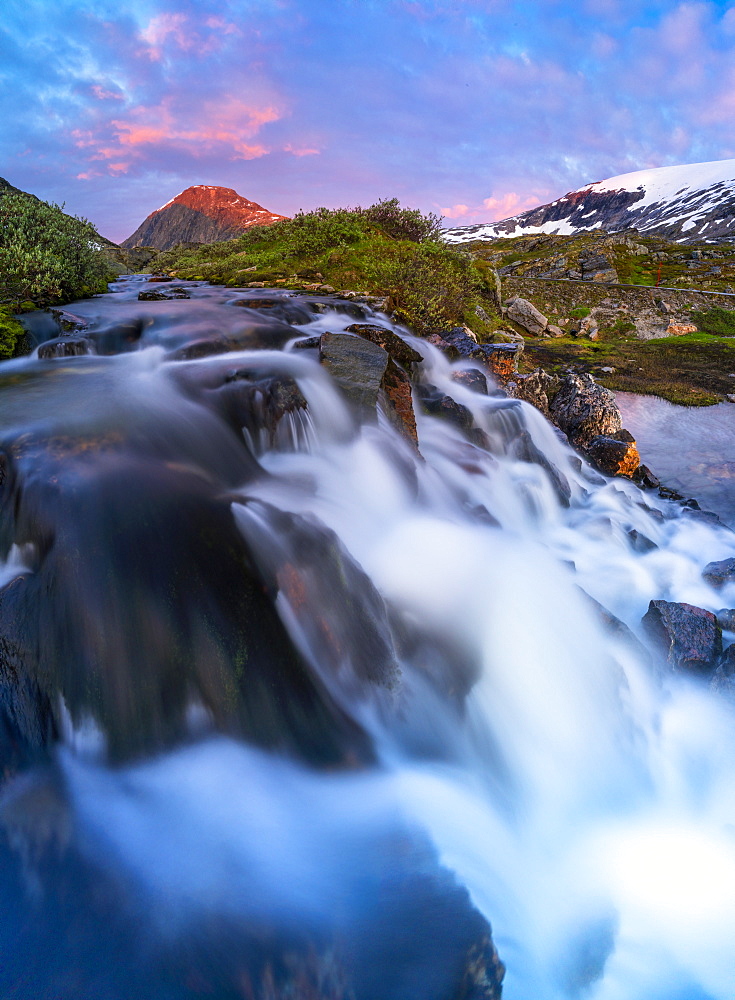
[3,0,735,242]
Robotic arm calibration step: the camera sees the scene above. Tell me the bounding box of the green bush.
[0,192,112,306]
[359,197,443,243]
[690,306,735,337]
[0,307,25,358]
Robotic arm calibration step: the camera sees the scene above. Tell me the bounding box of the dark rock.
[381,359,418,446]
[345,323,422,367]
[319,332,389,411]
[716,609,735,631]
[147,275,173,283]
[628,528,657,553]
[440,327,487,362]
[549,373,623,448]
[418,385,473,432]
[138,286,190,301]
[172,324,296,360]
[292,335,321,350]
[642,600,722,673]
[231,297,314,325]
[702,558,735,589]
[633,464,660,489]
[658,486,685,501]
[513,429,572,506]
[506,297,547,336]
[38,337,95,359]
[216,370,308,446]
[48,308,88,333]
[585,435,640,478]
[711,644,735,697]
[451,369,489,395]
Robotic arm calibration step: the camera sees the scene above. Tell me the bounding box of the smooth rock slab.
[506,297,548,336]
[319,332,389,411]
[642,600,722,673]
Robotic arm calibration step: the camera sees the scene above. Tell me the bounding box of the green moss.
[690,306,735,337]
[569,306,591,319]
[0,308,26,359]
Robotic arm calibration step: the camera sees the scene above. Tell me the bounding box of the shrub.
[689,306,735,337]
[360,198,443,243]
[0,192,112,306]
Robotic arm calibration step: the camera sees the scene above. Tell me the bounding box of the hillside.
[444,159,735,244]
[122,185,287,251]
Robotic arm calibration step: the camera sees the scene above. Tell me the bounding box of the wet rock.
[549,373,622,449]
[319,332,389,411]
[345,323,422,367]
[506,297,547,336]
[642,600,722,673]
[716,609,735,631]
[711,644,735,697]
[440,326,488,361]
[48,308,88,334]
[173,323,296,360]
[585,434,640,478]
[38,337,95,359]
[216,370,308,445]
[627,528,657,553]
[231,296,314,325]
[381,359,418,446]
[147,275,173,283]
[451,369,489,395]
[632,464,660,489]
[417,384,487,446]
[513,429,572,505]
[292,335,321,350]
[138,286,190,301]
[702,558,735,590]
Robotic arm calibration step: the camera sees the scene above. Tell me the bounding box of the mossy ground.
[522,330,735,406]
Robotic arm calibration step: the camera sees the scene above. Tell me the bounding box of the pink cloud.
[91,84,124,101]
[284,144,320,157]
[139,13,192,59]
[440,191,545,224]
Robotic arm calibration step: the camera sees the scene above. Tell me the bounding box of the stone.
[506,297,548,336]
[147,275,173,283]
[585,435,640,478]
[292,335,321,350]
[666,324,697,336]
[484,343,522,384]
[247,281,266,288]
[381,359,418,446]
[711,644,735,697]
[548,373,623,448]
[38,337,95,359]
[547,324,565,338]
[451,369,489,395]
[579,317,599,339]
[507,369,558,418]
[138,286,190,301]
[716,609,735,631]
[632,464,660,489]
[317,284,336,293]
[642,600,722,673]
[319,332,389,411]
[702,558,735,590]
[345,323,422,367]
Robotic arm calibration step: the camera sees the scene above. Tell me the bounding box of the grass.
[522,330,735,406]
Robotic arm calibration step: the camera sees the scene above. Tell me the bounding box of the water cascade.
[1,275,734,1000]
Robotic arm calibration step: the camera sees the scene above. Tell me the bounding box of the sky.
[4,0,735,243]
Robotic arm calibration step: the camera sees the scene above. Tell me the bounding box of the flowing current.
[1,275,735,1000]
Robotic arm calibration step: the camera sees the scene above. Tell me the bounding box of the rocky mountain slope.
[122,185,287,250]
[444,160,735,244]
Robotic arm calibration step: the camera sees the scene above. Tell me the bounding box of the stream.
[1,275,735,1000]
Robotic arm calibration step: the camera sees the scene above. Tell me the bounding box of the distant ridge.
[122,185,287,250]
[443,159,735,244]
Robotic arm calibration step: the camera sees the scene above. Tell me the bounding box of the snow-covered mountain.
[443,160,735,244]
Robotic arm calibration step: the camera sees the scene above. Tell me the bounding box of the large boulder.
[642,600,722,673]
[319,332,389,411]
[549,373,623,449]
[345,323,422,367]
[506,297,547,336]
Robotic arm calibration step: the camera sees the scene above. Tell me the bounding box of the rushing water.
[1,276,735,999]
[616,391,735,529]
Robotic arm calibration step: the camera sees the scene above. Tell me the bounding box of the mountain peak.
[122,184,286,250]
[444,159,735,245]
